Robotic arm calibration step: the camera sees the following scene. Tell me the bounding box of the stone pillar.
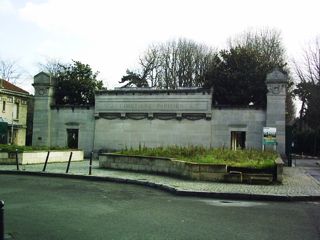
[32,72,54,147]
[265,69,288,155]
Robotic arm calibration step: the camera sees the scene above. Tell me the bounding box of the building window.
[2,101,6,112]
[231,131,246,150]
[13,103,19,119]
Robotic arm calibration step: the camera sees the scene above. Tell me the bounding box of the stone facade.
[265,69,288,154]
[211,108,266,149]
[0,79,30,145]
[32,69,288,156]
[94,89,213,150]
[32,72,54,147]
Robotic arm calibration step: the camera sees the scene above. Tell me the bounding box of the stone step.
[246,174,273,185]
[223,171,243,183]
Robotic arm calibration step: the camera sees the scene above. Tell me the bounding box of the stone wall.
[94,108,266,151]
[211,109,265,149]
[94,88,213,151]
[32,69,287,155]
[99,153,283,183]
[19,150,83,165]
[0,150,83,165]
[94,118,212,150]
[99,153,227,181]
[50,107,95,155]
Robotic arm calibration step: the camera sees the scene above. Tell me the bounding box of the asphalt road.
[0,174,319,240]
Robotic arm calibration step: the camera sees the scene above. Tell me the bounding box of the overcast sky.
[0,0,319,93]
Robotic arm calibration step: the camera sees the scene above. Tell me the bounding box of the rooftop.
[0,79,29,95]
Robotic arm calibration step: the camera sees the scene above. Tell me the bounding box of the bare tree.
[139,46,162,87]
[228,28,287,68]
[120,39,217,89]
[38,58,64,78]
[294,37,320,84]
[293,37,320,129]
[0,58,22,83]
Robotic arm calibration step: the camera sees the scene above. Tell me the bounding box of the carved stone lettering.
[97,101,208,112]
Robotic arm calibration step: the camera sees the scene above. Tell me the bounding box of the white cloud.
[0,0,15,14]
[15,0,320,88]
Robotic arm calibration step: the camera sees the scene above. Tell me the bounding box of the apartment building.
[0,79,29,145]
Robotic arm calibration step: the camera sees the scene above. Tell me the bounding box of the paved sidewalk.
[1,160,320,201]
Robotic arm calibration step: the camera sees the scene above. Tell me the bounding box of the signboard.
[263,127,277,145]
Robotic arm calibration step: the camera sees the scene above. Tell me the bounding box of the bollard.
[15,149,19,171]
[89,151,93,175]
[0,200,4,240]
[66,152,73,173]
[42,151,50,172]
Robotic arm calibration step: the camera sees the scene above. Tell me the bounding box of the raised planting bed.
[99,153,228,181]
[99,152,284,184]
[0,150,84,165]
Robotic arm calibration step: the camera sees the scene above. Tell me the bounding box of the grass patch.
[119,146,277,169]
[0,144,70,153]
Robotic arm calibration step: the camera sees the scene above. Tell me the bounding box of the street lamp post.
[11,112,13,145]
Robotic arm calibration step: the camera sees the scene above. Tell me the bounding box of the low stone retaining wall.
[0,150,84,165]
[99,153,284,183]
[99,153,227,181]
[275,157,284,182]
[0,152,10,164]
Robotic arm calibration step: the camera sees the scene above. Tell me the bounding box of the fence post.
[15,149,19,171]
[66,152,73,173]
[0,200,4,240]
[42,151,50,172]
[89,151,93,175]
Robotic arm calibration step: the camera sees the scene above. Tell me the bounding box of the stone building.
[32,69,288,156]
[0,79,30,145]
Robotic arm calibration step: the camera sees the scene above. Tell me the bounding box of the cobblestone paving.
[1,160,320,198]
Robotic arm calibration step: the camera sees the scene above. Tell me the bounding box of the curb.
[1,170,320,202]
[292,154,320,160]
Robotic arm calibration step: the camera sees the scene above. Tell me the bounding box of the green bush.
[119,146,277,169]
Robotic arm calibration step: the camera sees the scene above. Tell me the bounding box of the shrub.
[119,146,277,169]
[0,144,70,153]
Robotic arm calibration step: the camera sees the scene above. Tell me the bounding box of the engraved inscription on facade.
[97,101,209,113]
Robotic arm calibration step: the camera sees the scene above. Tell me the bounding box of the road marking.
[200,200,267,207]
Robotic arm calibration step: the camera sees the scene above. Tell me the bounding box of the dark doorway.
[67,129,79,149]
[231,131,246,150]
[0,121,8,144]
